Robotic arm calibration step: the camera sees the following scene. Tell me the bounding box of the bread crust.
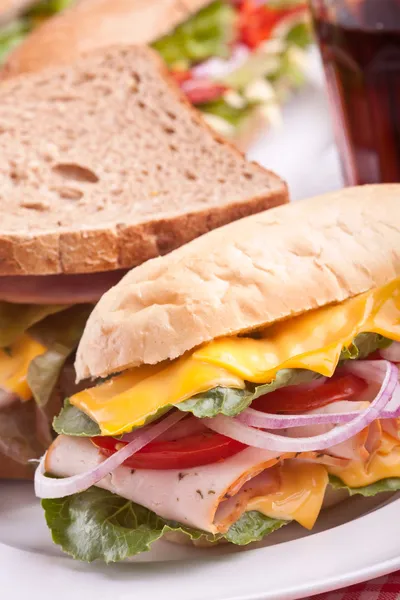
[0,45,287,276]
[75,184,400,380]
[1,0,212,78]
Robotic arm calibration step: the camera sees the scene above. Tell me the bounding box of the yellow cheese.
[73,357,245,436]
[71,278,400,435]
[0,334,46,401]
[328,435,400,488]
[247,461,328,529]
[194,278,400,382]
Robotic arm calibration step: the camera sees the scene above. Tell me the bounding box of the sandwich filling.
[153,0,312,139]
[0,0,311,140]
[37,279,400,562]
[0,303,92,467]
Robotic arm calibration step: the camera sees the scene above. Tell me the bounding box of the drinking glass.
[310,0,400,185]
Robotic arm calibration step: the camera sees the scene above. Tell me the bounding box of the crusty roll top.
[75,185,400,381]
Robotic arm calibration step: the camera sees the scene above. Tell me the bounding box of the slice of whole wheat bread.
[0,45,287,276]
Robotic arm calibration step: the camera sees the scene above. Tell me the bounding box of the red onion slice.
[237,400,370,429]
[35,411,185,499]
[381,342,400,363]
[205,361,398,453]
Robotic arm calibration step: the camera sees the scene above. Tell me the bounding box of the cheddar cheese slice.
[0,334,46,402]
[248,461,329,529]
[71,279,400,435]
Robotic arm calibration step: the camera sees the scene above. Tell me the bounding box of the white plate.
[1,482,400,600]
[2,52,392,600]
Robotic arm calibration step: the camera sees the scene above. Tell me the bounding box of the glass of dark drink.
[310,0,400,185]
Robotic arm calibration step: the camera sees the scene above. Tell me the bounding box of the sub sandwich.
[2,0,312,149]
[0,44,286,479]
[37,184,400,561]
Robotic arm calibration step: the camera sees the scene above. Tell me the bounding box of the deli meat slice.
[0,270,127,304]
[46,435,282,533]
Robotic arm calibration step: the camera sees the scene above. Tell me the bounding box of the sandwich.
[0,44,287,479]
[2,0,312,149]
[0,0,73,63]
[37,184,400,562]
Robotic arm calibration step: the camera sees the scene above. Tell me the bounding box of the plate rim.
[1,496,400,600]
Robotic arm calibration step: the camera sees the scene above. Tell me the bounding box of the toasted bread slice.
[0,44,287,277]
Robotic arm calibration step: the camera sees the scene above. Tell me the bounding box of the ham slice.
[46,435,283,533]
[0,270,128,304]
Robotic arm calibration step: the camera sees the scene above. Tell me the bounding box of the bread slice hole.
[53,186,84,200]
[166,111,177,121]
[52,163,99,183]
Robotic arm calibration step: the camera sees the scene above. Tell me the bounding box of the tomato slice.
[92,432,246,470]
[252,374,368,415]
[239,0,307,49]
[170,70,192,86]
[183,81,228,105]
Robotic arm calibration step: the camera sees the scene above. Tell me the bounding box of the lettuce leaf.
[329,475,400,497]
[53,399,101,437]
[27,305,93,407]
[152,0,235,68]
[200,98,251,127]
[0,20,29,63]
[178,369,320,418]
[340,333,392,361]
[0,303,68,348]
[53,399,172,437]
[42,487,286,562]
[286,22,313,49]
[225,511,287,545]
[26,0,75,18]
[0,399,48,464]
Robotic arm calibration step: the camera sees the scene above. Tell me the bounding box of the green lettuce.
[340,333,392,361]
[42,486,287,562]
[152,0,235,68]
[53,399,101,437]
[27,305,93,407]
[329,475,400,497]
[26,0,75,18]
[200,98,252,126]
[0,398,49,464]
[179,369,320,418]
[225,511,287,545]
[286,22,312,49]
[0,20,29,63]
[0,303,67,348]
